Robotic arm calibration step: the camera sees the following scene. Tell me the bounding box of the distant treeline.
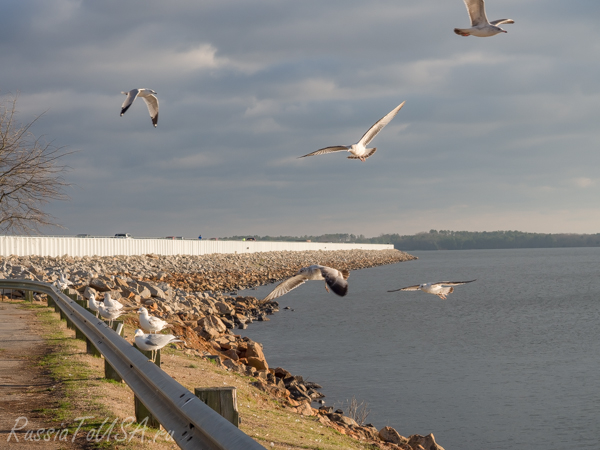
[222,230,600,251]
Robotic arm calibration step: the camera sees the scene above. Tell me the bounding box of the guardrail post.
[25,290,33,302]
[104,321,125,382]
[46,294,54,308]
[134,396,161,429]
[134,345,161,367]
[194,387,240,427]
[72,299,88,341]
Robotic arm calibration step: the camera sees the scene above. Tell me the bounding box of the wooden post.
[47,294,54,308]
[74,300,88,341]
[194,387,240,427]
[134,345,161,367]
[86,338,102,357]
[104,358,123,383]
[25,291,33,302]
[103,321,125,382]
[134,396,161,429]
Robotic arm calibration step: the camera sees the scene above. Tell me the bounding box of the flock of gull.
[55,275,181,362]
[66,0,513,352]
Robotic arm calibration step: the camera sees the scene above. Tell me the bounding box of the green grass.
[18,301,176,449]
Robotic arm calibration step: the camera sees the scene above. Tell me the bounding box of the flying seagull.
[454,0,513,37]
[120,88,159,127]
[137,307,172,334]
[299,101,406,162]
[262,265,350,302]
[388,280,476,300]
[134,329,184,362]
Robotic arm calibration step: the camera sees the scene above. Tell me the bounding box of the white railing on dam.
[0,236,393,257]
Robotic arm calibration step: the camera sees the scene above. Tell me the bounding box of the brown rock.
[296,401,315,416]
[379,426,409,446]
[407,433,444,450]
[246,356,269,371]
[222,349,239,361]
[245,342,265,360]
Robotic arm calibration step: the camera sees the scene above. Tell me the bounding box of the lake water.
[239,248,600,450]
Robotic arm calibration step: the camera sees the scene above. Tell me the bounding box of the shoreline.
[0,249,447,449]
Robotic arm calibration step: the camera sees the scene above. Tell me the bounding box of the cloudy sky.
[2,0,600,238]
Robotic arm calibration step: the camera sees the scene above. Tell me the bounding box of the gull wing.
[357,101,405,147]
[147,315,168,328]
[489,18,514,26]
[141,94,159,127]
[433,280,477,286]
[320,267,349,297]
[298,146,349,159]
[262,274,309,301]
[145,334,182,349]
[120,89,139,116]
[463,0,488,27]
[387,284,420,293]
[347,147,377,160]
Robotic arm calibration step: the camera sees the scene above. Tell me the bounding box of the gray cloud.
[2,0,599,238]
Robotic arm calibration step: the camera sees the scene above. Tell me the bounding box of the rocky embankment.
[0,249,445,450]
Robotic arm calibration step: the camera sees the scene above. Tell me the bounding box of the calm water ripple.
[240,248,600,450]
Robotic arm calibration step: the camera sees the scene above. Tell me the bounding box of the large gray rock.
[89,277,115,292]
[214,301,233,315]
[197,316,227,339]
[137,281,167,299]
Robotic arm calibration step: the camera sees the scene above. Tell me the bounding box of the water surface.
[240,248,600,450]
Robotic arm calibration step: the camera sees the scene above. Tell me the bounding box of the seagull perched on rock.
[262,265,350,302]
[98,304,124,327]
[454,0,513,37]
[388,280,476,300]
[134,329,184,362]
[299,101,405,162]
[120,88,159,127]
[103,292,124,311]
[137,307,172,334]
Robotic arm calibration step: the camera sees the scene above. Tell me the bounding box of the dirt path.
[0,302,80,449]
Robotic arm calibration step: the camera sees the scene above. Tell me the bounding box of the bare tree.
[342,395,371,426]
[0,94,71,234]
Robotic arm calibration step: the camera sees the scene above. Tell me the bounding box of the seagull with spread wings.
[120,88,159,127]
[299,101,405,162]
[454,0,513,37]
[262,265,350,302]
[388,280,476,300]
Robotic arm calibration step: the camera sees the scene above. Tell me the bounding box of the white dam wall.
[0,236,393,257]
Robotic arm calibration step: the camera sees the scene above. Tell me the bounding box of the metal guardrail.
[0,279,265,450]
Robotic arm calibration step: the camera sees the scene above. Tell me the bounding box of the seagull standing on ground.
[299,101,405,162]
[137,307,172,334]
[454,0,513,37]
[120,88,159,127]
[388,280,476,299]
[262,265,350,302]
[134,329,183,362]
